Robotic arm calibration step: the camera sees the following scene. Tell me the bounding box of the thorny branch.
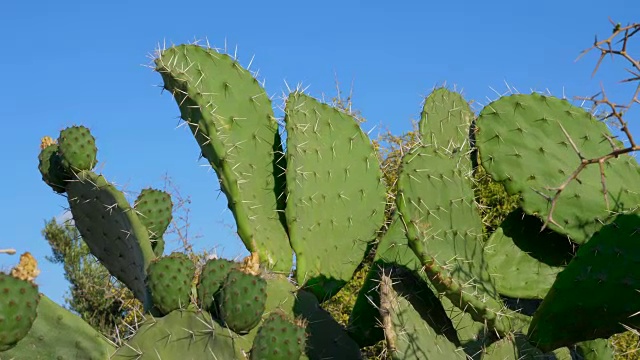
[542,19,640,231]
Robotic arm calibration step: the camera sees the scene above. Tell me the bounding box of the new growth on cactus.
[3,25,639,359]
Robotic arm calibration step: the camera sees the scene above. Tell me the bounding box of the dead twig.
[542,19,640,231]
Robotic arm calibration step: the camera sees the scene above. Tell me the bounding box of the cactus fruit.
[56,125,98,172]
[284,91,387,301]
[146,252,196,315]
[250,310,307,360]
[219,267,268,334]
[197,257,236,314]
[528,213,640,351]
[134,188,173,257]
[0,273,39,351]
[155,44,293,273]
[474,93,640,243]
[37,137,70,193]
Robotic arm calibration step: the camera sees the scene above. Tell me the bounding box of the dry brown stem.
[542,19,640,231]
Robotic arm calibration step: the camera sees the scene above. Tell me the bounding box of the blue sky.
[1,1,638,307]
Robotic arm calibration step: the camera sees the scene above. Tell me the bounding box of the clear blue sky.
[1,1,638,307]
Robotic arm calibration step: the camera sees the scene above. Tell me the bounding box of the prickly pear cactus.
[3,42,635,360]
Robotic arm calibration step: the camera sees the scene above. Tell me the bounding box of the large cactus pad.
[155,44,292,272]
[475,93,640,243]
[65,170,155,307]
[284,92,386,300]
[528,213,640,351]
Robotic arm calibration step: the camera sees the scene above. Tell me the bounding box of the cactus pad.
[65,170,155,307]
[155,44,292,272]
[2,295,116,359]
[57,125,98,172]
[378,274,463,360]
[220,268,268,333]
[528,213,640,351]
[250,310,307,360]
[475,93,640,243]
[146,252,196,315]
[284,92,386,300]
[197,257,236,314]
[396,145,524,335]
[419,87,474,149]
[0,273,40,351]
[483,209,576,299]
[111,307,244,359]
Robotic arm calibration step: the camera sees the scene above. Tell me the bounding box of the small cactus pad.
[134,188,173,256]
[146,252,196,315]
[478,333,548,360]
[111,308,244,359]
[250,310,307,360]
[65,170,155,308]
[475,93,640,243]
[155,44,292,272]
[37,138,70,193]
[56,125,98,172]
[575,339,614,360]
[483,209,576,299]
[377,274,463,360]
[0,273,40,351]
[419,87,474,148]
[528,213,640,351]
[220,269,267,333]
[1,295,115,359]
[284,92,387,300]
[197,258,236,313]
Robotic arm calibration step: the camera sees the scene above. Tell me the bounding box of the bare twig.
[542,19,640,231]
